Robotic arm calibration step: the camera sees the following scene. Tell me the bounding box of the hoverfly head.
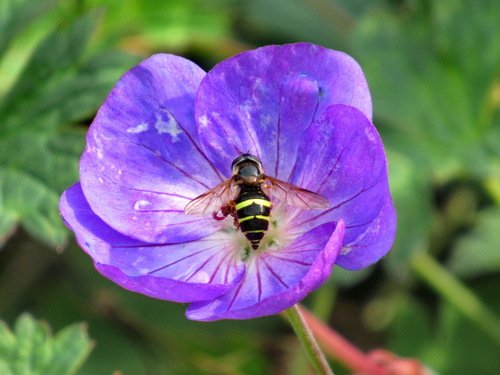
[231,154,263,182]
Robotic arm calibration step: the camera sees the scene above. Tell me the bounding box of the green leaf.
[0,167,69,248]
[0,0,58,58]
[0,314,93,375]
[0,11,139,248]
[0,361,13,375]
[383,150,432,281]
[0,321,16,355]
[429,279,500,375]
[387,296,434,359]
[388,285,500,375]
[0,11,100,130]
[41,323,94,375]
[352,0,500,179]
[11,314,50,375]
[448,209,500,277]
[239,0,360,49]
[0,208,16,248]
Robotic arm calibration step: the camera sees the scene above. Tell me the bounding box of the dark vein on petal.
[151,98,224,181]
[279,249,321,255]
[147,244,220,274]
[350,243,369,249]
[268,254,312,266]
[238,86,261,158]
[155,218,213,227]
[316,143,347,193]
[346,221,373,229]
[135,140,212,189]
[256,258,263,302]
[227,273,246,311]
[168,112,225,182]
[184,248,226,282]
[262,258,289,289]
[126,188,193,200]
[134,209,184,213]
[113,236,212,249]
[214,119,243,155]
[90,173,194,200]
[209,251,232,284]
[285,93,321,183]
[224,257,234,284]
[290,179,381,229]
[275,95,282,177]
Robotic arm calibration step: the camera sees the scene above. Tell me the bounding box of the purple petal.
[185,221,345,321]
[195,42,372,180]
[286,104,395,266]
[338,196,396,270]
[79,54,223,243]
[60,184,244,302]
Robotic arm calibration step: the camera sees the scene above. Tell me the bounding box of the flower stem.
[411,251,500,347]
[285,304,334,375]
[300,306,388,375]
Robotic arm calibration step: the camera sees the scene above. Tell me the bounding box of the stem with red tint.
[299,305,388,375]
[285,304,334,375]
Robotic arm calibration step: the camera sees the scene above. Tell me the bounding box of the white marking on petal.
[340,246,351,255]
[261,113,273,127]
[189,271,210,283]
[126,122,149,134]
[241,101,253,120]
[198,114,209,127]
[364,127,376,142]
[155,113,182,141]
[133,200,151,211]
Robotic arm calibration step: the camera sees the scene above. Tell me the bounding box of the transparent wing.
[184,178,238,216]
[265,176,329,210]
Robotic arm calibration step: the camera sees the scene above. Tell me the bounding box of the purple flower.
[60,43,396,321]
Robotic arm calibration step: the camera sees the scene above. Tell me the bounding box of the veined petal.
[80,54,223,243]
[195,42,372,180]
[286,105,395,266]
[186,221,345,321]
[60,184,244,303]
[339,196,396,270]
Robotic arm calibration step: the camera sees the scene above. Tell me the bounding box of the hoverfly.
[184,154,329,250]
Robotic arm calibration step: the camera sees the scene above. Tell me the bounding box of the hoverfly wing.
[184,178,237,216]
[265,176,329,210]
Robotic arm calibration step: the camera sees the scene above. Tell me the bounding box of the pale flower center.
[219,203,299,262]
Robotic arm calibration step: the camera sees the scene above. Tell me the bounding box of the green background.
[0,0,499,374]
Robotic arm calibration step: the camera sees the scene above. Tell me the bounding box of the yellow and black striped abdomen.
[235,189,271,250]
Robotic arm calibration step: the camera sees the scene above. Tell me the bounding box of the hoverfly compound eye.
[231,154,263,175]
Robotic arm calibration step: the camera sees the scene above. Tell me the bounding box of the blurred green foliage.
[0,313,92,375]
[0,0,139,248]
[0,0,499,374]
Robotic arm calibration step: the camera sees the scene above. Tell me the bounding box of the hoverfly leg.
[213,201,237,224]
[233,215,240,228]
[212,210,226,221]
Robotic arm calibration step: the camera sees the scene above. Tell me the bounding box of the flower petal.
[195,42,372,180]
[185,221,345,321]
[79,54,223,243]
[339,196,396,270]
[60,184,244,302]
[286,104,395,266]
